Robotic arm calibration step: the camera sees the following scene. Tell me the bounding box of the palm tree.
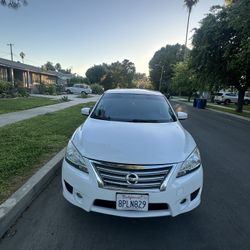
[19,51,25,63]
[0,0,27,9]
[184,0,199,59]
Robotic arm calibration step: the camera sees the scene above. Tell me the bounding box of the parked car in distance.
[65,84,92,95]
[62,89,203,218]
[214,92,250,105]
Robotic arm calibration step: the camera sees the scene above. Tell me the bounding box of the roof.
[105,88,162,95]
[0,57,74,79]
[0,57,57,76]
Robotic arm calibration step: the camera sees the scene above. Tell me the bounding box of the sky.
[0,0,224,76]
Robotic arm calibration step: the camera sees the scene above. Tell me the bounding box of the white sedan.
[62,89,203,217]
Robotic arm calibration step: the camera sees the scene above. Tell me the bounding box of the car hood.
[72,118,196,165]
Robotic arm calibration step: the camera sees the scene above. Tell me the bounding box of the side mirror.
[177,111,188,120]
[81,107,90,116]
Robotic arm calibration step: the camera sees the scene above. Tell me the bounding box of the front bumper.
[62,159,203,218]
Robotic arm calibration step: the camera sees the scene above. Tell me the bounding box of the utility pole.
[7,43,14,61]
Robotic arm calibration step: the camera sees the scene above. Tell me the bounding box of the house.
[0,57,74,91]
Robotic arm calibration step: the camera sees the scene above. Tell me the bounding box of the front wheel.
[224,99,230,105]
[66,90,71,94]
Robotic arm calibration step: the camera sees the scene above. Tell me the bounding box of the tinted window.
[91,93,176,123]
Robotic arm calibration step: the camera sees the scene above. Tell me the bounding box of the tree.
[149,44,186,92]
[171,61,201,101]
[19,51,25,63]
[120,59,136,88]
[85,65,106,84]
[85,59,136,90]
[70,76,89,85]
[41,61,55,71]
[59,68,71,74]
[133,73,147,81]
[133,73,153,90]
[107,60,136,88]
[100,71,115,90]
[224,0,234,6]
[190,0,250,112]
[184,0,199,59]
[0,0,27,9]
[55,63,62,72]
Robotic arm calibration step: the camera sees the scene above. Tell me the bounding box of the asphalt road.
[1,102,250,250]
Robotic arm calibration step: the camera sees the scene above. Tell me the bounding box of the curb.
[0,147,66,239]
[172,100,250,122]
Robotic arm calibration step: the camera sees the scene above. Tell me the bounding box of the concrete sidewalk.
[0,95,99,128]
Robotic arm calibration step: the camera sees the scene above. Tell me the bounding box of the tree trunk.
[236,88,245,112]
[184,9,191,60]
[188,91,192,102]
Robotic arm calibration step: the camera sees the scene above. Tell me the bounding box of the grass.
[218,103,250,112]
[0,102,95,203]
[207,105,250,118]
[0,97,64,114]
[76,94,93,99]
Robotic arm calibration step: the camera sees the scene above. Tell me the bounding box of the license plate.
[116,193,149,211]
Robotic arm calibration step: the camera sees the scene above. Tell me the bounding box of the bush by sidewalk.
[0,80,29,98]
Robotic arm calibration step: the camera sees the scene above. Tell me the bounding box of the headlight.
[177,148,201,178]
[65,140,88,173]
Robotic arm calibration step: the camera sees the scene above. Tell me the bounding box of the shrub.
[56,84,65,94]
[90,84,104,94]
[60,96,69,102]
[0,80,14,94]
[38,83,47,94]
[17,87,29,97]
[46,84,56,95]
[38,83,56,95]
[80,93,88,98]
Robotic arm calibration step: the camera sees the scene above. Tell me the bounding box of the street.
[1,102,250,250]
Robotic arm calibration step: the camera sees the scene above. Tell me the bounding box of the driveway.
[0,102,250,250]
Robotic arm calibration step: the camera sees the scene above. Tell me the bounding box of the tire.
[244,100,250,105]
[216,102,221,105]
[224,99,230,105]
[81,91,87,95]
[66,90,71,94]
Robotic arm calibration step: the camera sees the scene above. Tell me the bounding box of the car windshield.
[91,93,176,123]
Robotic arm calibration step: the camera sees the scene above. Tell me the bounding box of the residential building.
[0,57,74,91]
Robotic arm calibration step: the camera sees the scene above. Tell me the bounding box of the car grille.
[91,160,172,190]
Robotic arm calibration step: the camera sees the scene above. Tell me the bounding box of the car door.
[229,93,238,103]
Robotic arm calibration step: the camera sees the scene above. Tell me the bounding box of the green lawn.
[0,102,95,203]
[207,105,250,118]
[0,97,64,114]
[218,103,250,112]
[76,94,93,99]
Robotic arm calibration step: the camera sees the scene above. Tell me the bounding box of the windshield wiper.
[91,114,110,121]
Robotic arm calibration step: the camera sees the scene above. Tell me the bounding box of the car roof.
[104,88,162,96]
